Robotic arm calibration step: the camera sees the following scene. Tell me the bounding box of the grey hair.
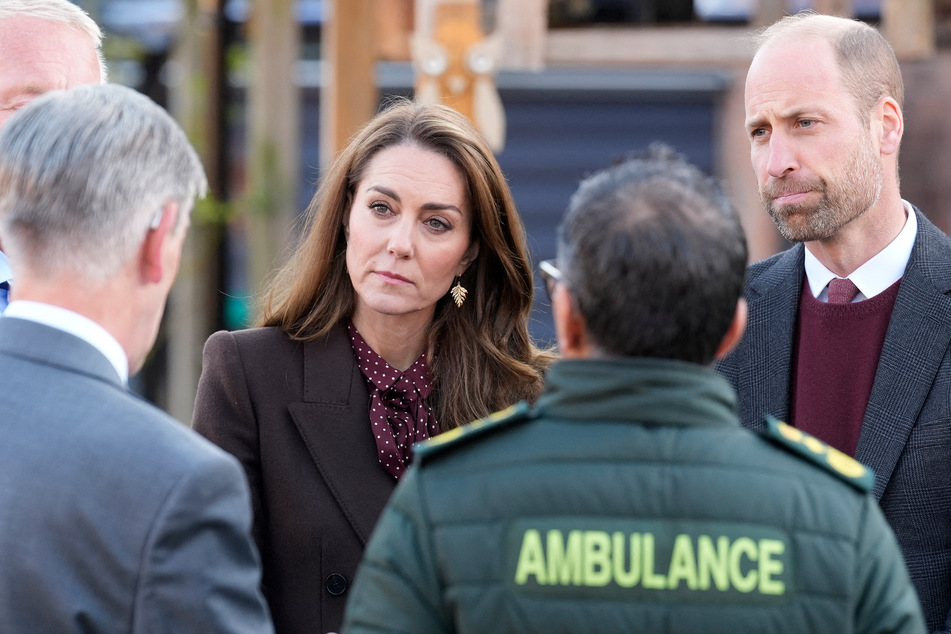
[0,84,207,280]
[0,0,107,82]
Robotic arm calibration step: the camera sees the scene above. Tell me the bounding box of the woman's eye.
[426,217,450,231]
[370,202,390,215]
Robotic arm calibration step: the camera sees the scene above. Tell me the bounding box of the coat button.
[325,573,348,596]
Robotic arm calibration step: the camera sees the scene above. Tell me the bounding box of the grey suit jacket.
[0,317,274,633]
[717,207,951,633]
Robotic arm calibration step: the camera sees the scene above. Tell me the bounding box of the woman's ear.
[458,239,480,275]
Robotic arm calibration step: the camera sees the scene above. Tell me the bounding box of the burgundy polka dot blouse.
[348,322,439,479]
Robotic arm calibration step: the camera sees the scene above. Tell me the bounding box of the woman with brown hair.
[192,98,552,634]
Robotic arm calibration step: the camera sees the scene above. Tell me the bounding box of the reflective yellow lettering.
[612,532,641,587]
[697,535,730,591]
[514,530,547,585]
[667,534,698,589]
[729,537,758,593]
[642,533,667,589]
[584,531,612,586]
[758,539,786,595]
[548,530,583,585]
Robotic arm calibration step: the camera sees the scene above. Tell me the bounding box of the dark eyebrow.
[745,117,766,133]
[367,185,463,215]
[368,185,401,202]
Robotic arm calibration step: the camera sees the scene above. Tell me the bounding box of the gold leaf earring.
[450,277,467,308]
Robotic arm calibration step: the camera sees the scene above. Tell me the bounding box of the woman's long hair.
[259,99,553,428]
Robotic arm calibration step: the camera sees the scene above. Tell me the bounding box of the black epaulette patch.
[761,416,874,493]
[416,402,534,463]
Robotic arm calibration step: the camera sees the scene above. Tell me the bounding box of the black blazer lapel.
[856,210,951,499]
[288,327,396,544]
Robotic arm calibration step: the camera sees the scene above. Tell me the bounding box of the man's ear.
[714,298,747,360]
[141,203,179,284]
[552,284,590,358]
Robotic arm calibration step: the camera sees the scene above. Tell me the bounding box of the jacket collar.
[536,357,739,429]
[0,317,122,387]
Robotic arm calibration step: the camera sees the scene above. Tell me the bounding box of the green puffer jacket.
[343,358,925,634]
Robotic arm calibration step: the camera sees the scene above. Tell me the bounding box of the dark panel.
[494,91,717,343]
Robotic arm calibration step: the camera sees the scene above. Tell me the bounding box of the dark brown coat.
[192,324,395,634]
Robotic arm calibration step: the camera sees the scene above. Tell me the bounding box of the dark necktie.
[827,277,860,304]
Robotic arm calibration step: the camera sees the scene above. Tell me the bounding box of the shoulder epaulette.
[761,415,875,493]
[416,402,534,462]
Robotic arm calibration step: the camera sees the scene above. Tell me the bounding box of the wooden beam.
[814,0,854,17]
[496,0,548,70]
[545,26,753,66]
[752,0,784,27]
[882,0,935,61]
[322,0,377,164]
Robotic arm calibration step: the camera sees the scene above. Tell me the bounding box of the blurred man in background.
[0,0,105,310]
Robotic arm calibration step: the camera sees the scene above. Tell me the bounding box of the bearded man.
[716,12,951,633]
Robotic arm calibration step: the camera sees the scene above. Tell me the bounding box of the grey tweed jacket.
[716,206,951,633]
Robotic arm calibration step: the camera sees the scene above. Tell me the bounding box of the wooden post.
[376,0,414,61]
[413,0,506,150]
[321,0,377,165]
[243,0,301,308]
[496,0,548,70]
[161,0,227,423]
[882,0,935,61]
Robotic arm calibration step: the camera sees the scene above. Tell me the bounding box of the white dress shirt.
[3,300,129,384]
[804,200,917,302]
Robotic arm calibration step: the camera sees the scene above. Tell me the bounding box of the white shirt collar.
[804,200,917,302]
[0,250,11,285]
[3,300,129,383]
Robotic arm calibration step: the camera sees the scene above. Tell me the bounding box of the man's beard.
[761,136,883,243]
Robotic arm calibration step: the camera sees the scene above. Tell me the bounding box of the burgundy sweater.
[789,278,901,456]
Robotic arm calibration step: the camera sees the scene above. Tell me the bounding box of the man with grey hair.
[716,12,951,631]
[0,0,106,310]
[0,84,273,632]
[342,146,924,633]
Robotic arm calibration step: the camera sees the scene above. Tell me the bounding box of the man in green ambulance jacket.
[341,145,925,634]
